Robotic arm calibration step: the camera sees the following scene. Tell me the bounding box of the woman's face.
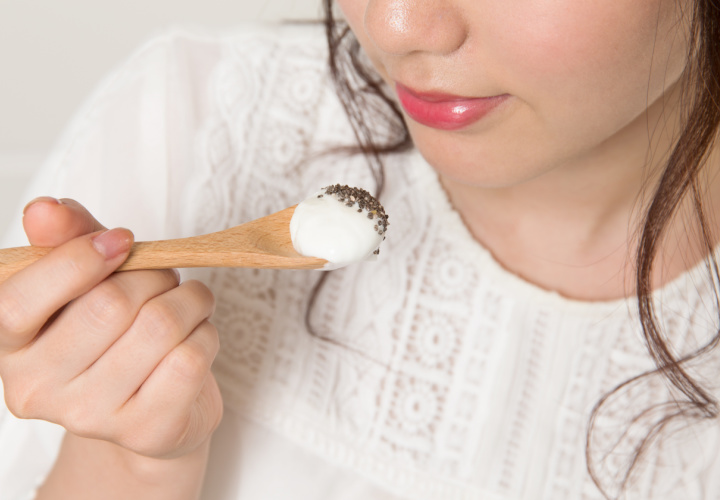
[336,0,691,188]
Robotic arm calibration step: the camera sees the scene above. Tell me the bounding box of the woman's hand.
[0,197,223,498]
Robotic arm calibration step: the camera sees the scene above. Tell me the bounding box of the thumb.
[23,197,107,247]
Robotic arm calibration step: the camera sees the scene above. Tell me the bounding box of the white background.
[0,0,320,238]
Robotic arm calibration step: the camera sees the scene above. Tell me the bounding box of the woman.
[0,0,718,498]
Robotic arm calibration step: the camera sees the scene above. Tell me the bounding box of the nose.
[363,0,468,56]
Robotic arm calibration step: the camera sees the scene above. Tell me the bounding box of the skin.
[338,0,720,300]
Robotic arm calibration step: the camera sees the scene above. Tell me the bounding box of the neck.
[441,82,720,301]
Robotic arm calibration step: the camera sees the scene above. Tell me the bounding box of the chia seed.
[320,183,389,237]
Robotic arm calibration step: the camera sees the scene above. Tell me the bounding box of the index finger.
[0,228,133,352]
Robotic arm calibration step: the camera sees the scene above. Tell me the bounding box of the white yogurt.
[290,185,388,270]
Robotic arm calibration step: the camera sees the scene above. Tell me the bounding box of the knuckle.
[80,280,135,329]
[140,300,184,343]
[193,321,220,365]
[4,378,42,419]
[184,280,215,313]
[58,249,98,279]
[60,386,110,439]
[0,289,32,344]
[115,417,182,458]
[62,405,100,437]
[204,322,220,359]
[166,342,211,382]
[162,269,181,287]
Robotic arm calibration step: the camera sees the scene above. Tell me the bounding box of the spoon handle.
[118,239,326,271]
[0,238,325,285]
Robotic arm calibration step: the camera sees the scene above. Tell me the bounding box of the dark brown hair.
[588,0,720,496]
[304,0,412,336]
[320,0,720,497]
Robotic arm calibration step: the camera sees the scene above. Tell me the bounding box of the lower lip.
[395,83,509,131]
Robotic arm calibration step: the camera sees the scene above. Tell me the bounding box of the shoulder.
[126,21,328,61]
[68,22,329,124]
[134,22,329,79]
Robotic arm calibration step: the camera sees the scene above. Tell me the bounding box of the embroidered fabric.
[184,24,720,500]
[1,22,719,500]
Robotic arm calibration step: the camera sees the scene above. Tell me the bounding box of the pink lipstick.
[395,83,508,131]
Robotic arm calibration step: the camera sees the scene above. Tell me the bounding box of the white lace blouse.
[1,23,720,500]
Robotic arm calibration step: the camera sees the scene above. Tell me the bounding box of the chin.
[413,138,553,190]
[407,117,561,189]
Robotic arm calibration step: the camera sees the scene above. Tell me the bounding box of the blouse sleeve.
[0,28,226,499]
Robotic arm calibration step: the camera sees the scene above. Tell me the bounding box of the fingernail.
[92,228,133,260]
[23,196,59,215]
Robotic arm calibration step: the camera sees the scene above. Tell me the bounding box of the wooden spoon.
[0,205,327,284]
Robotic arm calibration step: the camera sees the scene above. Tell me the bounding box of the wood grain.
[0,205,327,284]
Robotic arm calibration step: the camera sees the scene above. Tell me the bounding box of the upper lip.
[395,82,492,102]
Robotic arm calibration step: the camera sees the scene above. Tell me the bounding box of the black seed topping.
[321,184,389,237]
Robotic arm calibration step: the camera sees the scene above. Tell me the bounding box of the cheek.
[492,1,686,114]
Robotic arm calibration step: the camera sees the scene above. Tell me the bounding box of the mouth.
[395,83,509,131]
